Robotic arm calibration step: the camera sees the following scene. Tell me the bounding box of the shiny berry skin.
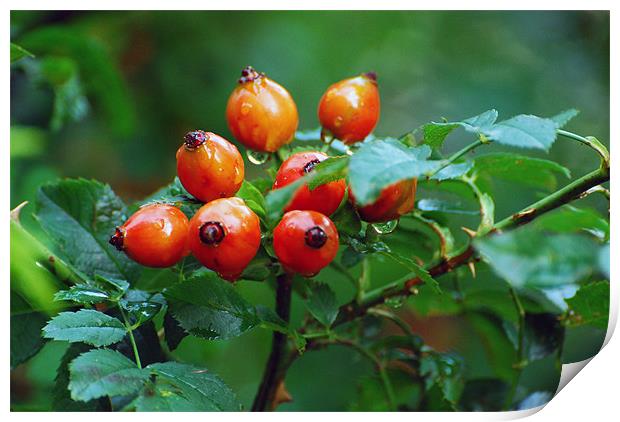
[109,204,189,268]
[350,179,417,223]
[226,66,299,152]
[176,130,244,203]
[188,197,261,281]
[273,151,346,216]
[273,210,339,277]
[318,72,380,144]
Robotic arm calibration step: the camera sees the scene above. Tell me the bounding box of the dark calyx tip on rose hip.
[109,227,124,251]
[363,71,377,82]
[184,130,207,149]
[238,65,263,84]
[303,159,322,174]
[199,221,226,246]
[305,226,328,249]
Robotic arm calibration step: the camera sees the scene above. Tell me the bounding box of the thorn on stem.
[467,261,477,279]
[461,226,477,238]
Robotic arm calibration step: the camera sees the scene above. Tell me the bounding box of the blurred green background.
[11,11,609,411]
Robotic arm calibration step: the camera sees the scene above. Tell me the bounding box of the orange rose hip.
[318,72,380,144]
[226,66,299,152]
[109,203,189,268]
[176,130,244,203]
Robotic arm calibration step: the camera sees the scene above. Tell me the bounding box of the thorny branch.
[252,131,610,411]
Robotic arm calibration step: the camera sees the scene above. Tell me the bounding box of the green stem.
[119,306,142,369]
[427,139,486,178]
[359,271,419,307]
[367,308,414,337]
[460,176,494,234]
[558,130,610,167]
[335,162,609,326]
[494,167,609,231]
[329,260,358,287]
[505,287,526,410]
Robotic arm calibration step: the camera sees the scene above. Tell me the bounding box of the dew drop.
[334,116,344,127]
[372,220,398,234]
[246,149,270,165]
[385,295,406,309]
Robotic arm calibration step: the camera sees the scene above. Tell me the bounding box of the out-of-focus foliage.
[10,11,609,412]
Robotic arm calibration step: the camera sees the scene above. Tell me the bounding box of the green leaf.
[239,247,274,281]
[94,273,130,294]
[550,109,579,128]
[43,309,127,347]
[348,140,439,205]
[53,344,107,411]
[305,281,339,327]
[265,156,349,223]
[11,311,48,369]
[137,362,240,411]
[565,281,609,330]
[35,178,142,283]
[138,177,202,218]
[474,227,598,289]
[416,198,479,215]
[330,201,362,236]
[482,114,557,151]
[420,352,464,406]
[255,306,306,352]
[467,313,516,381]
[431,161,473,181]
[423,123,461,149]
[236,180,266,220]
[10,42,34,63]
[423,110,498,148]
[163,310,187,351]
[535,206,609,241]
[379,251,440,293]
[164,273,259,340]
[473,153,571,191]
[120,294,165,328]
[306,156,349,190]
[69,349,148,401]
[54,285,111,304]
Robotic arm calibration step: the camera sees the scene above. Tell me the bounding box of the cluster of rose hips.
[109,66,416,281]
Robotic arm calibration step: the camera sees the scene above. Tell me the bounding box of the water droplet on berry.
[246,149,270,165]
[372,220,398,234]
[334,116,344,127]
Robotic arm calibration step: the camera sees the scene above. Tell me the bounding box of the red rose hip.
[188,197,261,281]
[350,179,417,223]
[273,151,346,216]
[273,210,339,277]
